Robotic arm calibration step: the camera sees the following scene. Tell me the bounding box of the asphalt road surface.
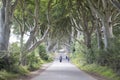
[31,60,97,80]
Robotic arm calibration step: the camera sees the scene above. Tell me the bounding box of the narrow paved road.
[31,60,97,80]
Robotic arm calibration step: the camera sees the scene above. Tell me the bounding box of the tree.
[87,0,117,49]
[13,0,52,65]
[0,0,18,57]
[70,0,95,49]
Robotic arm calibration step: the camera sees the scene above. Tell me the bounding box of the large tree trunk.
[86,33,91,49]
[0,0,18,56]
[0,1,11,52]
[96,20,103,49]
[18,0,50,65]
[83,31,92,49]
[102,14,113,49]
[19,33,24,65]
[88,0,114,49]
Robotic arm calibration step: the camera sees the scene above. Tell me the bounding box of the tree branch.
[11,0,19,13]
[24,0,40,50]
[26,27,50,53]
[87,0,104,20]
[110,0,120,11]
[25,0,52,53]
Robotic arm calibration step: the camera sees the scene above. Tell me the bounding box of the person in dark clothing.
[59,56,62,62]
[66,56,68,59]
[66,56,70,62]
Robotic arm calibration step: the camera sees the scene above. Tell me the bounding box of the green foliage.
[0,66,29,80]
[38,45,49,61]
[27,51,43,71]
[0,43,20,71]
[9,42,20,65]
[106,38,120,73]
[74,34,120,75]
[0,56,17,71]
[0,42,29,80]
[26,44,53,71]
[10,65,29,75]
[27,45,53,71]
[71,51,120,80]
[28,62,41,71]
[0,70,18,80]
[113,25,120,37]
[0,42,21,71]
[91,38,120,74]
[76,63,120,80]
[72,39,120,80]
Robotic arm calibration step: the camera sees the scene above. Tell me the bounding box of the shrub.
[38,45,49,61]
[0,70,18,80]
[0,55,18,71]
[28,62,41,71]
[11,65,29,75]
[71,39,120,79]
[27,51,43,71]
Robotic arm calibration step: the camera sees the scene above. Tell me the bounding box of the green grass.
[72,59,120,80]
[0,65,29,80]
[0,70,19,80]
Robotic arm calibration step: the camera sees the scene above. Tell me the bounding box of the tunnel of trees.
[0,0,120,79]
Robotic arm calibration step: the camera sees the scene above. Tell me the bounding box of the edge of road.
[15,61,109,80]
[15,62,53,80]
[71,62,109,80]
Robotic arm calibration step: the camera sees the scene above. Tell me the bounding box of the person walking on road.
[66,56,70,62]
[59,56,62,62]
[66,56,68,59]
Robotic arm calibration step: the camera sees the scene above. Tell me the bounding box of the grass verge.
[0,66,29,80]
[72,59,120,80]
[0,70,19,80]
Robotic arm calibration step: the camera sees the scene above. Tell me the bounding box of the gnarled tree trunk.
[0,0,10,52]
[0,0,18,57]
[96,19,103,49]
